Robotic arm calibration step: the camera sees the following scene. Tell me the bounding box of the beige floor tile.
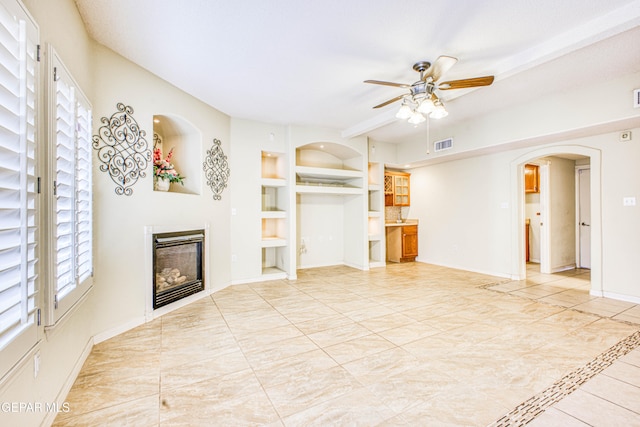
[527,407,591,427]
[53,394,159,426]
[341,347,421,385]
[281,386,394,426]
[306,321,371,347]
[252,348,338,389]
[554,389,640,426]
[263,365,362,418]
[376,321,440,346]
[620,347,640,367]
[322,333,396,364]
[54,263,640,427]
[357,311,417,333]
[581,374,640,413]
[241,334,321,369]
[601,359,640,387]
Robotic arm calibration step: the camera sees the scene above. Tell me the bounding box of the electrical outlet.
[623,197,636,207]
[231,254,237,262]
[34,352,40,378]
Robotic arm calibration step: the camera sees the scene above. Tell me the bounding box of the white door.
[578,167,591,269]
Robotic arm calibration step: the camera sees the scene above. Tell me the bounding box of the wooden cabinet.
[524,164,539,193]
[384,171,410,206]
[386,224,418,262]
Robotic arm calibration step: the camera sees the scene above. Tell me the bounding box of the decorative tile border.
[488,330,640,426]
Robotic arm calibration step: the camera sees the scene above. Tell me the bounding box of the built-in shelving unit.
[261,151,288,278]
[292,141,368,272]
[368,162,385,267]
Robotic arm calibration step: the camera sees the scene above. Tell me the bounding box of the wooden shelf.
[261,210,286,219]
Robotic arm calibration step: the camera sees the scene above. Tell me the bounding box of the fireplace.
[153,229,204,309]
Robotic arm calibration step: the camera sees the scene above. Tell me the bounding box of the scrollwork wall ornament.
[203,138,230,200]
[92,103,151,195]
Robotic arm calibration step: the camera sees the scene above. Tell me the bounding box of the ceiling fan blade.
[373,95,404,109]
[438,76,495,90]
[364,79,410,88]
[423,56,458,81]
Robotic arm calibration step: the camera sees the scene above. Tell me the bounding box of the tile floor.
[53,263,640,426]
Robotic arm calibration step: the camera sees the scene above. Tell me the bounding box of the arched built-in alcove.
[153,114,202,195]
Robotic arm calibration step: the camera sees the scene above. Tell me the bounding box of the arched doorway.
[510,145,602,296]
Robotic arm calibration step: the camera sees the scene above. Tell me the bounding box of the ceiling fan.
[365,56,494,123]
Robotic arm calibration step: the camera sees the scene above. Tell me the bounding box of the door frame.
[510,145,602,296]
[538,162,550,274]
[575,165,591,269]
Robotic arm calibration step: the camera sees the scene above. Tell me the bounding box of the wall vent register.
[434,138,453,152]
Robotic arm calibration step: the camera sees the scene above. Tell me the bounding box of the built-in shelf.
[368,162,385,268]
[261,178,286,187]
[295,184,363,195]
[261,210,286,219]
[261,237,287,248]
[296,165,363,182]
[261,151,288,279]
[262,266,287,277]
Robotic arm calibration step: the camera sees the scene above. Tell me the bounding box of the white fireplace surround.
[144,223,212,320]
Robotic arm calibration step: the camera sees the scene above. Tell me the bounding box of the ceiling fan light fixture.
[430,102,448,119]
[408,111,426,125]
[417,97,434,114]
[395,101,413,120]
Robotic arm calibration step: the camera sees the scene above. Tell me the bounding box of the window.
[0,0,39,376]
[47,47,92,325]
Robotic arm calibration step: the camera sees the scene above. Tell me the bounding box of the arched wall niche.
[296,141,363,171]
[153,114,202,194]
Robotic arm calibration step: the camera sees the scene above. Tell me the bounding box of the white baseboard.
[550,264,577,273]
[601,290,640,305]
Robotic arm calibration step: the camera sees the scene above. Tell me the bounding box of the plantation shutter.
[53,67,75,299]
[49,48,92,323]
[75,99,92,283]
[0,0,39,372]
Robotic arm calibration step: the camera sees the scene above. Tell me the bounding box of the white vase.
[155,177,170,191]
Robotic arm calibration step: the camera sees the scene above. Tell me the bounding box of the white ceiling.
[73,0,640,143]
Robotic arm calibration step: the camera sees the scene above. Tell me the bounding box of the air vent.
[434,138,453,152]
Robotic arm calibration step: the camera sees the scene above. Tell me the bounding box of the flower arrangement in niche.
[153,147,185,186]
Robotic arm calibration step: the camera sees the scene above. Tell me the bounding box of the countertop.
[384,219,418,227]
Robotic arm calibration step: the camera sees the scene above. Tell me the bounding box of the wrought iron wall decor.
[92,103,151,195]
[203,138,230,200]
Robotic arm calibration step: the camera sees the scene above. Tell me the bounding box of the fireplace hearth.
[153,230,204,309]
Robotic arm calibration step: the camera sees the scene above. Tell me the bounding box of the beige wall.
[409,128,640,300]
[1,1,232,425]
